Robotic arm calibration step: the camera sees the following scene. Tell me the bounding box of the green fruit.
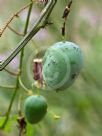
[24,95,47,124]
[42,41,83,90]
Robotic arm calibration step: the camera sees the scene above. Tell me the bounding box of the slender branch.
[17,4,33,135]
[0,80,19,129]
[19,1,33,71]
[0,2,33,129]
[0,0,57,129]
[19,77,32,94]
[17,95,22,115]
[8,26,24,36]
[62,0,73,38]
[0,1,34,37]
[0,0,57,71]
[62,0,72,19]
[4,68,19,76]
[0,85,16,89]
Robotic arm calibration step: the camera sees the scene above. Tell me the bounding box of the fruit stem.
[19,77,33,94]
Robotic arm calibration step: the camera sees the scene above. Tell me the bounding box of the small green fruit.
[42,41,83,90]
[24,95,47,124]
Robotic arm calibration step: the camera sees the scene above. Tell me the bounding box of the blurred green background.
[0,0,102,136]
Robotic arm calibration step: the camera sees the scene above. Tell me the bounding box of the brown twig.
[8,26,24,36]
[0,1,34,37]
[0,0,48,37]
[62,0,73,37]
[62,0,72,19]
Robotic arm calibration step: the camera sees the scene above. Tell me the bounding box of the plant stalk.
[0,2,33,129]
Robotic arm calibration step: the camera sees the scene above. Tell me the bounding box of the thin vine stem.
[0,2,33,129]
[0,1,34,37]
[0,0,57,71]
[4,68,19,76]
[17,94,22,115]
[19,77,32,94]
[0,0,57,129]
[0,85,16,89]
[0,79,19,129]
[8,25,24,36]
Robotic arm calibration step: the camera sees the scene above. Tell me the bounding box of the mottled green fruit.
[24,95,47,124]
[42,41,83,90]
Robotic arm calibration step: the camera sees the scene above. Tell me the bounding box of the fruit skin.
[42,41,83,90]
[24,95,47,124]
